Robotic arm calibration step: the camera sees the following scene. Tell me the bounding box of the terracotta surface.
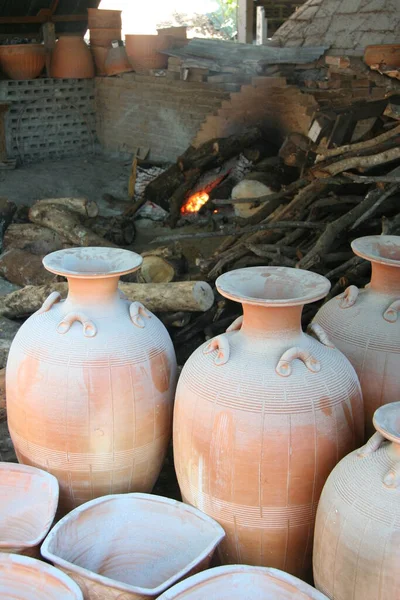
[51,35,94,79]
[91,46,108,76]
[314,235,400,437]
[157,565,329,599]
[313,401,400,600]
[105,45,133,76]
[89,28,121,48]
[41,492,225,600]
[0,463,58,557]
[0,552,83,599]
[6,247,177,513]
[0,44,45,80]
[364,44,400,67]
[173,266,363,580]
[87,8,122,29]
[125,35,173,72]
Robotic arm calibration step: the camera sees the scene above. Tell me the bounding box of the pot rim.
[216,266,330,307]
[0,553,83,599]
[41,492,225,597]
[156,565,329,599]
[373,402,400,444]
[351,235,400,267]
[0,463,59,551]
[43,247,143,278]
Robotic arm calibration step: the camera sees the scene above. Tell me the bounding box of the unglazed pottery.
[174,266,363,580]
[51,35,94,79]
[0,553,83,599]
[41,492,225,600]
[89,28,121,48]
[87,8,122,29]
[6,248,177,513]
[313,402,400,600]
[91,46,108,76]
[105,45,133,76]
[0,44,45,80]
[313,235,400,437]
[125,34,172,71]
[157,565,329,599]
[0,463,58,557]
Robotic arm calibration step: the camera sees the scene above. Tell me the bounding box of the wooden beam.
[238,0,254,44]
[256,7,267,45]
[0,14,86,24]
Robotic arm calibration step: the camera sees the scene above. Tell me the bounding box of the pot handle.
[383,299,400,323]
[129,301,151,328]
[57,312,97,337]
[308,323,335,348]
[358,431,400,489]
[203,335,230,365]
[276,347,320,377]
[37,291,62,314]
[226,315,243,332]
[337,285,359,309]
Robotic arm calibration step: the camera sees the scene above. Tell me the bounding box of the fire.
[181,191,210,214]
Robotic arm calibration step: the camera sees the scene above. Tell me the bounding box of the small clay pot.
[41,493,225,599]
[0,553,82,599]
[0,463,58,557]
[364,44,400,67]
[0,43,45,80]
[157,565,329,599]
[90,45,108,76]
[87,8,122,29]
[89,28,121,48]
[105,45,133,76]
[125,34,173,72]
[51,35,94,79]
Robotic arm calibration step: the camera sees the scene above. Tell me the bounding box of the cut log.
[3,223,68,254]
[138,246,187,283]
[316,123,400,161]
[29,204,116,248]
[33,197,99,218]
[0,369,5,423]
[279,133,313,168]
[0,197,17,249]
[312,145,400,178]
[0,249,57,286]
[144,164,185,210]
[168,168,201,227]
[0,281,214,318]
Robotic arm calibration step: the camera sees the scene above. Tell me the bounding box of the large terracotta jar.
[313,402,400,600]
[313,235,400,437]
[173,267,363,580]
[51,35,94,79]
[0,43,45,80]
[6,248,177,513]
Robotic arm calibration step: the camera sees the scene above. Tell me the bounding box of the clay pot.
[89,28,121,48]
[173,266,363,580]
[157,565,329,599]
[157,26,187,39]
[6,247,177,513]
[364,44,400,67]
[0,463,58,557]
[125,34,173,72]
[313,402,400,600]
[90,46,108,76]
[105,44,133,76]
[51,35,94,79]
[0,553,83,599]
[87,8,122,29]
[41,492,225,599]
[313,235,400,437]
[0,43,45,80]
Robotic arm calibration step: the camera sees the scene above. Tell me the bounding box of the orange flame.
[181,191,210,214]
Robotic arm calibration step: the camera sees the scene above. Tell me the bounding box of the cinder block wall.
[95,74,230,162]
[0,78,96,163]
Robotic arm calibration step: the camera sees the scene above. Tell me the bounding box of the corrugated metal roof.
[0,0,100,37]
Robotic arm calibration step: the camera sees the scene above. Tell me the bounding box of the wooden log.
[33,197,99,217]
[0,249,57,286]
[279,133,313,168]
[144,164,185,210]
[29,204,116,248]
[3,223,69,254]
[0,368,5,423]
[0,281,215,318]
[316,123,400,161]
[168,168,201,227]
[0,197,17,249]
[138,246,187,283]
[312,145,400,178]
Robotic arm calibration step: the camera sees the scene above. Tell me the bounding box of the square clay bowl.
[41,493,225,600]
[0,463,59,556]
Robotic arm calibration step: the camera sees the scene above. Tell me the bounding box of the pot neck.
[370,261,400,295]
[63,276,120,312]
[240,303,303,340]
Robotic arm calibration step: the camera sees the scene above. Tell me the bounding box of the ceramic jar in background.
[105,42,133,76]
[0,44,45,80]
[51,35,94,78]
[173,267,363,581]
[125,34,173,71]
[87,8,122,29]
[6,248,177,513]
[313,235,400,437]
[313,402,400,600]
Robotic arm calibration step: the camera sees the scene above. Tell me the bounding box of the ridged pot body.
[125,35,172,71]
[51,36,94,79]
[0,44,45,80]
[7,260,176,514]
[313,403,400,600]
[87,8,122,29]
[313,236,400,437]
[173,268,363,580]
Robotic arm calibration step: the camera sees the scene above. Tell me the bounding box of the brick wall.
[0,78,96,163]
[95,73,230,162]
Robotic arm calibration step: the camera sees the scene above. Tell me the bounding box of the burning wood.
[181,191,210,214]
